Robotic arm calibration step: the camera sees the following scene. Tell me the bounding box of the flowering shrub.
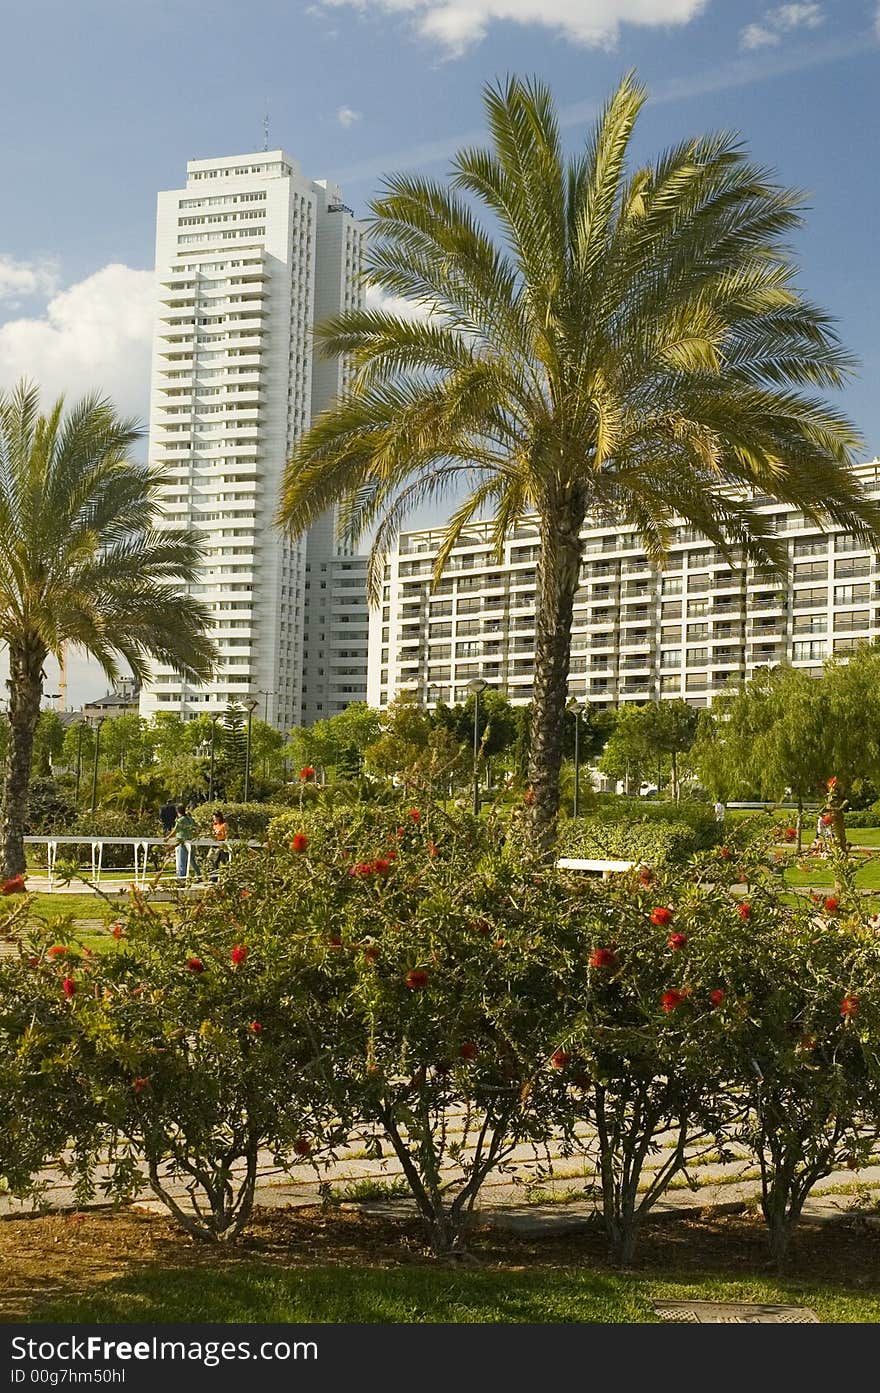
[3,800,880,1271]
[267,800,587,1255]
[0,906,100,1200]
[557,819,706,868]
[17,894,350,1243]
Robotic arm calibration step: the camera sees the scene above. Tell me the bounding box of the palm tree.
[0,382,215,875]
[279,73,880,844]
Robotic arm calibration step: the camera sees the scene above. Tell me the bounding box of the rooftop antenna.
[263,103,270,153]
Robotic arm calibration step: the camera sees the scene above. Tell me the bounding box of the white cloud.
[740,2,823,49]
[317,0,707,54]
[365,282,432,319]
[0,263,154,423]
[0,254,59,307]
[337,105,363,127]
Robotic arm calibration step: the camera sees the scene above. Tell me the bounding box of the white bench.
[556,856,640,879]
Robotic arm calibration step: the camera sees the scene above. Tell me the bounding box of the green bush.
[588,796,719,847]
[557,819,703,867]
[191,802,288,841]
[844,803,880,829]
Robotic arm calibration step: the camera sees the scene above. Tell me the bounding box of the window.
[660,650,681,668]
[687,648,709,665]
[793,640,826,661]
[661,578,682,596]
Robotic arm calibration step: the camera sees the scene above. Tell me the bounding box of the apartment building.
[368,460,880,710]
[139,151,369,730]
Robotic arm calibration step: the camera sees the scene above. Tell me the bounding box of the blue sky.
[0,0,877,702]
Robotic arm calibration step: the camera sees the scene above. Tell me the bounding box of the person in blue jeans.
[167,804,199,880]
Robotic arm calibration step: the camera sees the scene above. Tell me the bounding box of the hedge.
[556,818,702,867]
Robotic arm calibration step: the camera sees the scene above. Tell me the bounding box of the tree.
[286,703,382,782]
[692,666,832,845]
[31,711,65,777]
[822,644,880,801]
[278,73,880,847]
[0,383,215,874]
[598,705,652,792]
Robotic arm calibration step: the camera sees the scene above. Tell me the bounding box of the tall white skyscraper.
[139,150,368,730]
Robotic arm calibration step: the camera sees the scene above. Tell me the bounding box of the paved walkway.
[4,1114,879,1232]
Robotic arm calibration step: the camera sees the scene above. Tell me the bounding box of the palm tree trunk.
[528,509,584,848]
[1,638,45,877]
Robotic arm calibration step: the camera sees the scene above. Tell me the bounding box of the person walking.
[205,809,229,881]
[713,799,726,826]
[159,798,177,836]
[167,804,199,881]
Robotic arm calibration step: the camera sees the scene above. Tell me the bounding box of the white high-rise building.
[139,151,369,730]
[369,461,880,710]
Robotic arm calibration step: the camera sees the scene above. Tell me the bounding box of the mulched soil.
[2,1203,880,1320]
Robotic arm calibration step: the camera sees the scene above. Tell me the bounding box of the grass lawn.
[849,828,880,848]
[34,1264,880,1324]
[784,858,880,890]
[6,1207,880,1325]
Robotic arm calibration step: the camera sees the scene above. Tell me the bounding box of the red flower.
[293,1138,311,1157]
[427,842,439,858]
[821,813,833,827]
[638,866,654,887]
[2,874,26,895]
[824,896,839,913]
[363,944,380,964]
[709,989,726,1008]
[230,943,249,966]
[349,861,374,878]
[550,1049,571,1069]
[523,788,536,806]
[112,923,124,940]
[667,932,688,951]
[240,889,252,899]
[186,956,206,973]
[827,776,839,789]
[300,766,315,782]
[396,826,406,839]
[291,833,308,853]
[405,968,429,991]
[373,858,391,875]
[386,850,397,860]
[738,903,751,921]
[785,828,797,842]
[650,906,673,927]
[589,947,617,969]
[408,808,421,822]
[131,1077,150,1094]
[249,1021,263,1034]
[661,990,684,1012]
[62,977,77,999]
[47,945,68,959]
[459,1042,479,1061]
[719,847,731,860]
[841,995,859,1018]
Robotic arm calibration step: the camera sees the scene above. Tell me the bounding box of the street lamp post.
[566,697,582,818]
[89,718,104,819]
[466,678,489,816]
[243,698,259,802]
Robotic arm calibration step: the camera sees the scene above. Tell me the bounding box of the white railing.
[23,836,263,890]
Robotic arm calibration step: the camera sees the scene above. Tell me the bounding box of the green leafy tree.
[286,703,382,782]
[0,383,215,874]
[822,645,880,801]
[598,705,652,792]
[692,666,832,843]
[278,73,880,846]
[31,711,65,777]
[99,714,151,775]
